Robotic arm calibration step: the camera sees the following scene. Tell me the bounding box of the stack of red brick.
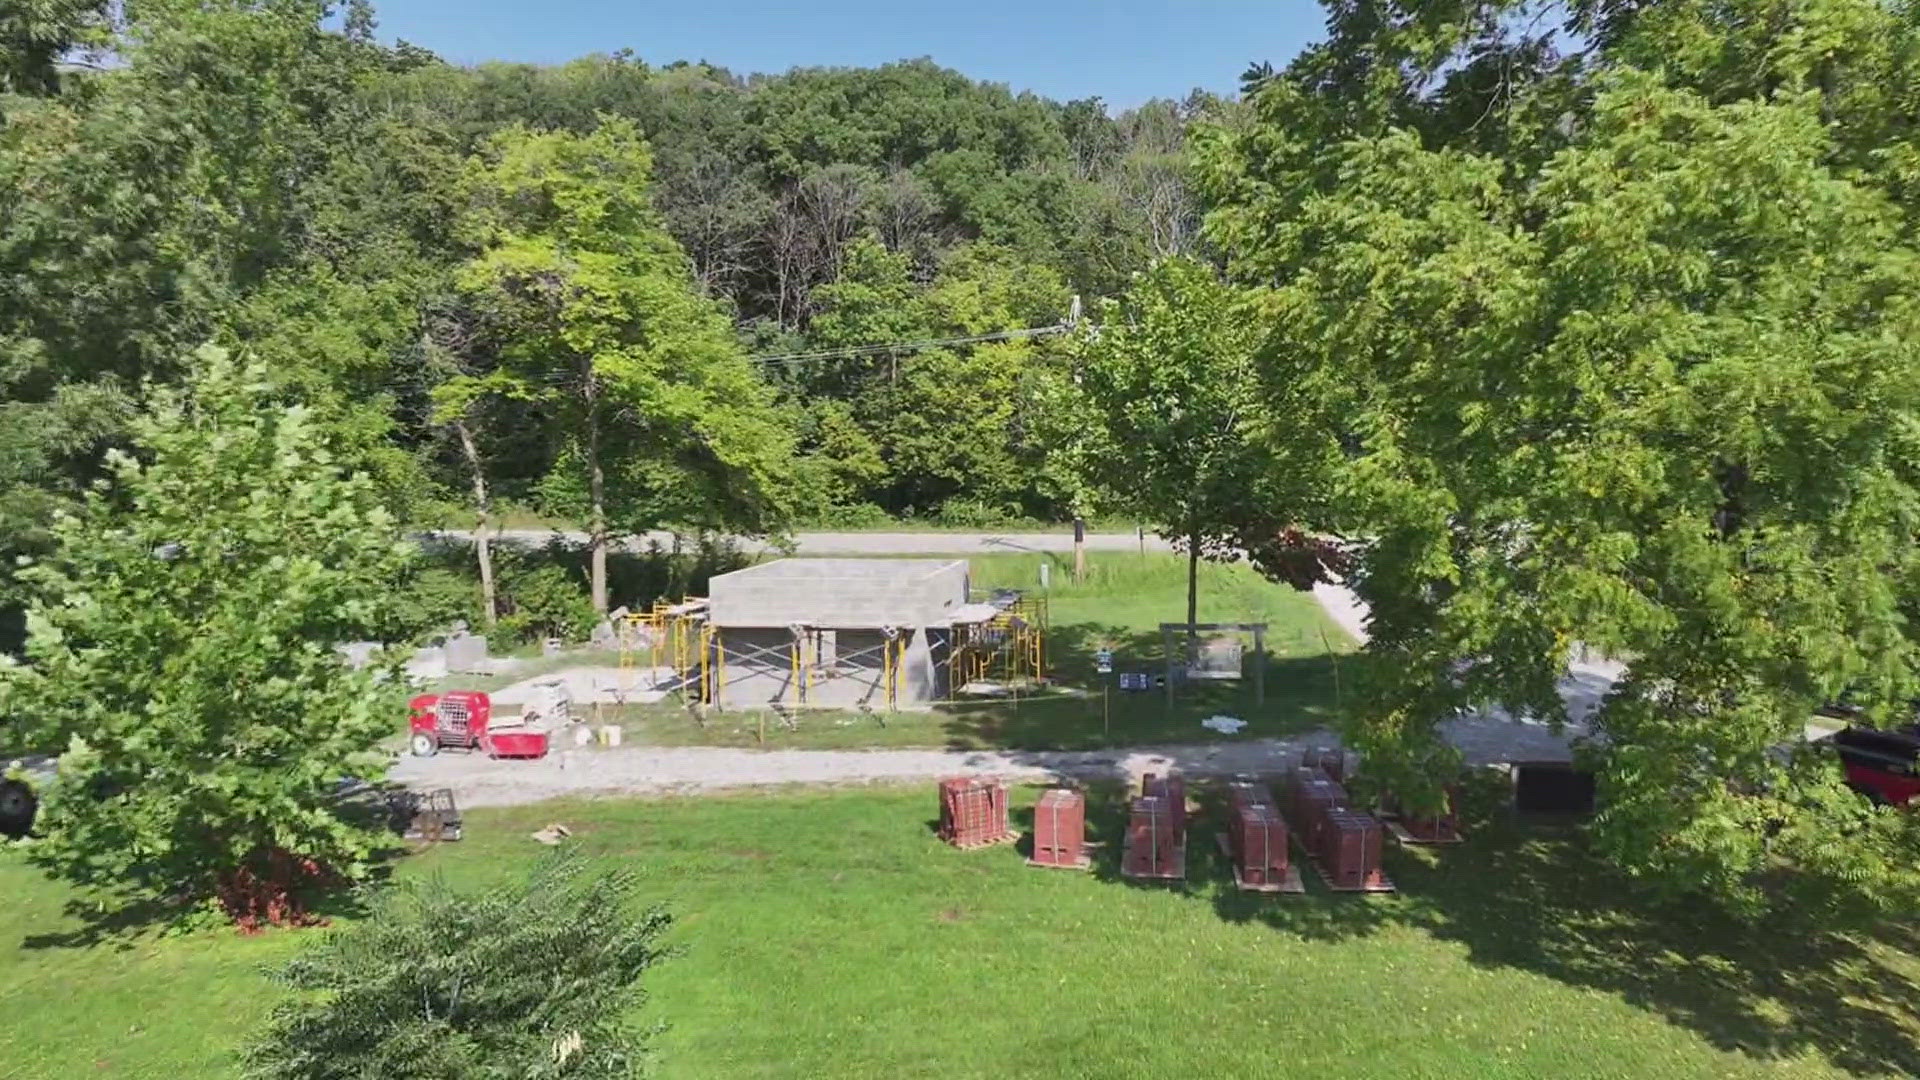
[1122,794,1182,877]
[1142,773,1186,833]
[1030,788,1086,867]
[1226,782,1288,885]
[939,777,1012,848]
[1399,786,1461,841]
[1302,747,1346,783]
[1288,763,1390,890]
[1290,767,1349,854]
[1320,808,1386,889]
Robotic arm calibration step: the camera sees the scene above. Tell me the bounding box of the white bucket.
[598,725,624,747]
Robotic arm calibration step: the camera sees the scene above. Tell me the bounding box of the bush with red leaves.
[1240,526,1352,591]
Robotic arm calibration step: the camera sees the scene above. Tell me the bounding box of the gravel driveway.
[387,722,1583,810]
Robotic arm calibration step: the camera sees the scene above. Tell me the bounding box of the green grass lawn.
[591,551,1356,751]
[3,781,1915,1079]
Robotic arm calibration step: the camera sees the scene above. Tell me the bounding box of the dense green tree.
[0,0,407,650]
[456,119,794,611]
[0,352,412,928]
[0,0,1207,657]
[1200,0,1920,916]
[0,0,108,104]
[1069,258,1278,635]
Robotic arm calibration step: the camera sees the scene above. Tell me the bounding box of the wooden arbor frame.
[1159,622,1268,707]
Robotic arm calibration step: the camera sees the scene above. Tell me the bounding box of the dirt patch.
[935,906,968,923]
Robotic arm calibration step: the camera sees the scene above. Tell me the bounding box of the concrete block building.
[704,558,977,710]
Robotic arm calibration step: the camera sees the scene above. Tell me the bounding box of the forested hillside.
[0,0,1224,645]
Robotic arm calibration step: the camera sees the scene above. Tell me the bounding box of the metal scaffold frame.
[703,624,817,709]
[950,591,1048,693]
[618,598,712,701]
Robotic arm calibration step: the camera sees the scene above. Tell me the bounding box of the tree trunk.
[1186,524,1200,652]
[585,365,609,613]
[452,419,498,627]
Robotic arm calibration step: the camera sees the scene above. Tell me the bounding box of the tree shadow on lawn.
[1026,774,1920,1078]
[20,858,400,952]
[20,786,426,951]
[935,621,1346,751]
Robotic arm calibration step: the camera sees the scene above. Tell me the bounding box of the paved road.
[423,528,1175,556]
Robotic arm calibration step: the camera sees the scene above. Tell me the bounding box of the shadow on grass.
[19,858,399,952]
[19,786,429,951]
[1006,772,1920,1077]
[934,620,1346,752]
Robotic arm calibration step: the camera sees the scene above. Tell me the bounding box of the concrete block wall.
[704,559,967,710]
[707,559,969,629]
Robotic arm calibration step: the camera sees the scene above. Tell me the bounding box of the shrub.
[244,851,673,1079]
[497,562,598,644]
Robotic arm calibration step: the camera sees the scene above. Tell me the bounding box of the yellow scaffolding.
[880,628,904,710]
[949,593,1048,692]
[619,610,664,698]
[620,598,711,700]
[787,623,816,708]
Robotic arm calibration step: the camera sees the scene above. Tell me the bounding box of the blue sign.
[1119,672,1150,692]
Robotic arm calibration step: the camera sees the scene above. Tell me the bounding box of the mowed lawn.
[4,783,1917,1079]
[603,551,1357,751]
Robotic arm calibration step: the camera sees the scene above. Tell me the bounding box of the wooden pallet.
[1026,853,1093,871]
[945,831,1018,851]
[1233,862,1306,894]
[1382,817,1464,846]
[1213,833,1306,893]
[1021,834,1099,870]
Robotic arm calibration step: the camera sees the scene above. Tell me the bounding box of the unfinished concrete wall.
[712,628,800,709]
[704,559,968,710]
[711,626,953,710]
[707,559,969,628]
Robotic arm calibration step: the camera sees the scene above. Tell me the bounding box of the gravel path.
[388,721,1579,810]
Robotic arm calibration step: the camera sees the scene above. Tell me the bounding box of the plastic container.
[485,731,549,760]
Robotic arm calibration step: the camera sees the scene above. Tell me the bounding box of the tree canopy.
[0,352,411,927]
[1199,0,1920,917]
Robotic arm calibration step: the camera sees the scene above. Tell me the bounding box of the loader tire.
[0,778,37,839]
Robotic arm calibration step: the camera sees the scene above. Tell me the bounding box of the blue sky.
[366,0,1330,108]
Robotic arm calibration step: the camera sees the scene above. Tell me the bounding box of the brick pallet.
[1142,773,1187,834]
[1382,787,1464,845]
[1226,781,1276,815]
[1027,788,1090,870]
[1301,747,1346,783]
[1120,795,1185,881]
[1291,776,1348,857]
[938,778,1015,849]
[1300,808,1394,893]
[1215,802,1304,894]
